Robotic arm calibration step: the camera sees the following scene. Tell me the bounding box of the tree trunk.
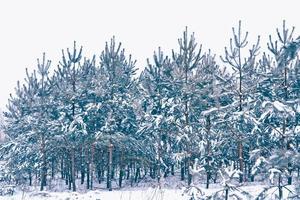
[119,152,124,188]
[284,67,293,185]
[40,133,47,191]
[164,166,169,178]
[278,173,283,200]
[29,170,32,186]
[288,162,292,185]
[87,161,90,189]
[81,147,85,185]
[127,164,130,180]
[135,167,140,183]
[119,167,123,188]
[206,115,211,189]
[225,186,229,200]
[171,164,175,176]
[68,173,72,190]
[108,142,113,191]
[180,160,185,181]
[51,157,54,179]
[71,147,76,191]
[206,172,210,189]
[67,163,71,190]
[187,158,192,186]
[90,144,94,190]
[98,169,101,184]
[65,164,69,186]
[238,141,244,183]
[238,42,244,183]
[106,168,110,189]
[61,158,64,179]
[111,166,115,179]
[249,163,254,182]
[157,130,162,188]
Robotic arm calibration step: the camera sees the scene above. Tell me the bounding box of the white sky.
[0,0,299,110]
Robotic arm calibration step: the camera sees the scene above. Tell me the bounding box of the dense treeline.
[1,21,300,195]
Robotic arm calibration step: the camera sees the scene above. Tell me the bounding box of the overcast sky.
[0,0,299,110]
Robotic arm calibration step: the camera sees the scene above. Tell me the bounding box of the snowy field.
[0,184,274,200]
[0,188,183,200]
[0,173,298,200]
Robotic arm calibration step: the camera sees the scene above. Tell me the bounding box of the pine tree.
[192,51,229,188]
[1,54,54,189]
[138,47,175,188]
[171,27,203,184]
[221,20,260,182]
[97,37,138,190]
[54,42,85,191]
[256,20,300,185]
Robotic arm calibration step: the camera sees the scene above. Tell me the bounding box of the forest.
[1,21,300,199]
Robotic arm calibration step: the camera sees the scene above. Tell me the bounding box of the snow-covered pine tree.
[192,50,230,188]
[171,27,203,185]
[138,47,175,188]
[1,77,38,186]
[54,42,86,191]
[289,58,300,178]
[1,54,54,190]
[207,162,252,200]
[221,20,261,183]
[35,54,52,191]
[77,56,97,189]
[96,37,138,190]
[255,21,300,186]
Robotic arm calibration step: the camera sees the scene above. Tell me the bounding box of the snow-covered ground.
[0,183,270,200]
[0,188,181,200]
[1,181,299,200]
[0,171,298,199]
